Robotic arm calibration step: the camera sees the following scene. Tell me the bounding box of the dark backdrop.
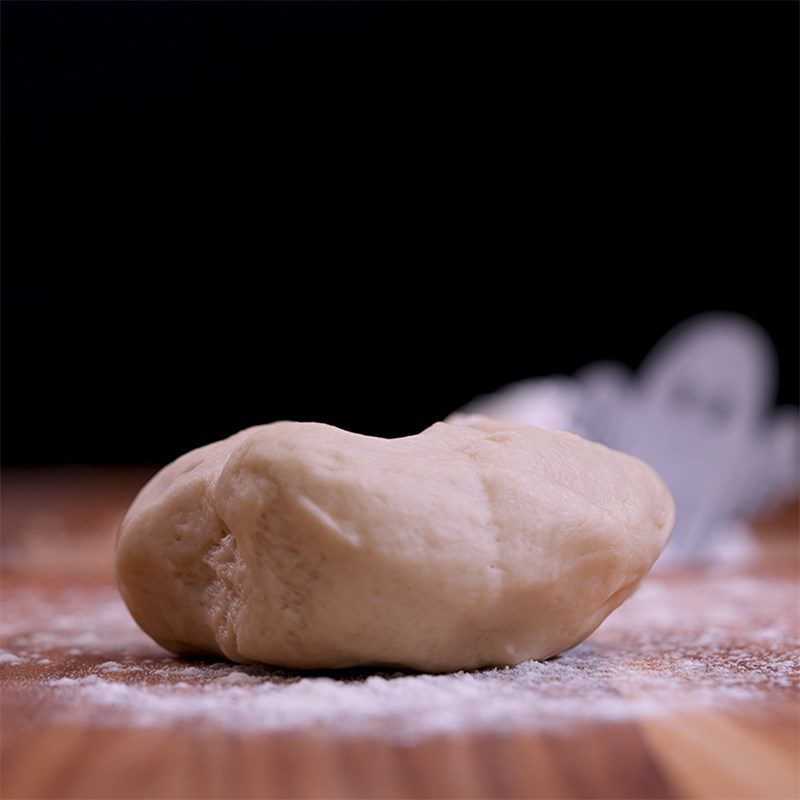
[2,1,798,465]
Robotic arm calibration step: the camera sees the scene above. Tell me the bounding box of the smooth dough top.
[116,418,675,672]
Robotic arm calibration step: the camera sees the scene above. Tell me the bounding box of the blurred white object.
[453,313,800,563]
[459,377,582,432]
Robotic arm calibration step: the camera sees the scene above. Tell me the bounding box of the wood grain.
[1,469,798,800]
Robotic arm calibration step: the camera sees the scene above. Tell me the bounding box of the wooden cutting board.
[1,469,798,800]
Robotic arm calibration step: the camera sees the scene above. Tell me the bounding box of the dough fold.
[116,418,674,671]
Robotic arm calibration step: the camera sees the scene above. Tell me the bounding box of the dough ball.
[116,418,674,672]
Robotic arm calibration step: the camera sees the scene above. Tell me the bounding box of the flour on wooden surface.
[0,650,22,664]
[1,572,797,739]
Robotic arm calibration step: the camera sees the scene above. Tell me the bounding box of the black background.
[2,1,798,466]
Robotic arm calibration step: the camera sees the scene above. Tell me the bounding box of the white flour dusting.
[0,650,22,664]
[2,571,798,740]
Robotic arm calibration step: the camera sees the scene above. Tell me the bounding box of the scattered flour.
[0,650,22,664]
[2,571,798,740]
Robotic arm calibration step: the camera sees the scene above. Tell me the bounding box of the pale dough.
[116,418,674,672]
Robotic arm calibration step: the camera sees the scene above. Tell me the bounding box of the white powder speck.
[215,672,262,685]
[0,650,22,664]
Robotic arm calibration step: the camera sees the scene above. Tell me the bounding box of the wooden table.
[2,468,798,800]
